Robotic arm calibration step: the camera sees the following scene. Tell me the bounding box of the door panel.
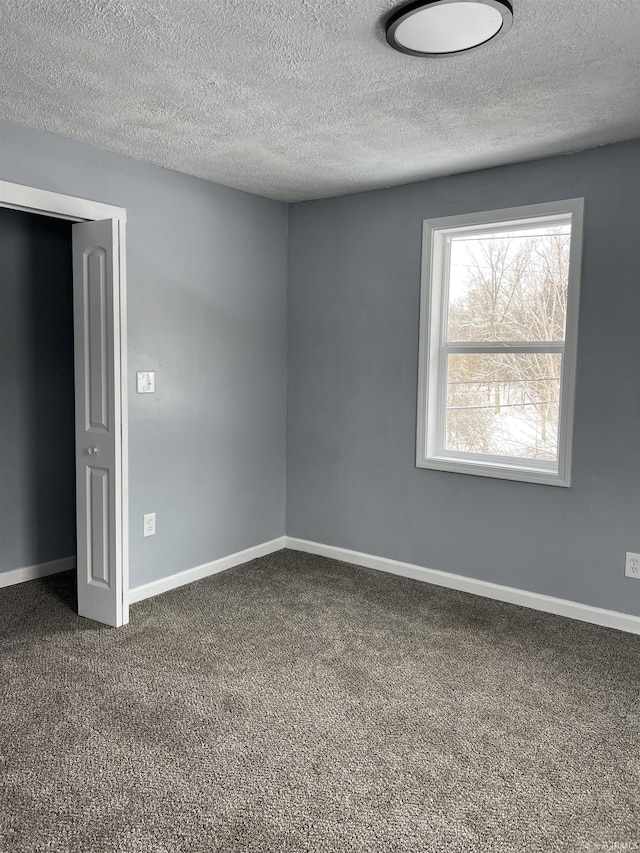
[72,219,126,626]
[87,466,110,586]
[85,247,109,431]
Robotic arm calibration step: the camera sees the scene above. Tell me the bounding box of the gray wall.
[0,118,288,588]
[2,117,638,618]
[0,208,75,572]
[287,140,640,616]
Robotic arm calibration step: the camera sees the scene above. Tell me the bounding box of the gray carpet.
[1,549,638,852]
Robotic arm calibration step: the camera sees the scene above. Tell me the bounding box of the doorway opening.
[0,181,128,627]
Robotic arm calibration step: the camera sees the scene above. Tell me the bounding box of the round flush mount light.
[386,0,513,57]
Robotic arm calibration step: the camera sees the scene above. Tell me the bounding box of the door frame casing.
[0,180,129,625]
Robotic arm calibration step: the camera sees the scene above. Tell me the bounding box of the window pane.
[445,353,562,461]
[447,224,570,342]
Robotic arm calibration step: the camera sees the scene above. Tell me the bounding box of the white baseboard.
[0,555,76,588]
[285,537,640,636]
[128,533,640,634]
[128,537,286,604]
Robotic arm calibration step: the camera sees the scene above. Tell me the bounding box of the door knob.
[88,446,99,455]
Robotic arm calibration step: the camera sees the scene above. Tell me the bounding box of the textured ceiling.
[1,0,639,201]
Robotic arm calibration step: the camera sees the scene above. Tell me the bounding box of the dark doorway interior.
[0,207,75,578]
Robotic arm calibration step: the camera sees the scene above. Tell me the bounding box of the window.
[417,199,584,486]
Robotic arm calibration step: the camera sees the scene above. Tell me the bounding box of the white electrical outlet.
[143,513,156,537]
[625,552,640,579]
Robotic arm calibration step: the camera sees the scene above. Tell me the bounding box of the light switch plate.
[137,371,155,394]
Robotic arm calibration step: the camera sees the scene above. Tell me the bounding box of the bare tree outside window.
[445,225,570,461]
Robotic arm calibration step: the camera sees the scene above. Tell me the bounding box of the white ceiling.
[1,0,639,201]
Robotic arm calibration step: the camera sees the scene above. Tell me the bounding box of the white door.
[72,219,127,627]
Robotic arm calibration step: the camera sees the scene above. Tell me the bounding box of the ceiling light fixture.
[385,0,513,57]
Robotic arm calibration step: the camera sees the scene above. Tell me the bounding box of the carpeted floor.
[0,549,638,852]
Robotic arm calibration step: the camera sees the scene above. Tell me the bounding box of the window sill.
[417,455,570,487]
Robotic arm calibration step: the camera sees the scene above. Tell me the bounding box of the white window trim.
[416,198,584,487]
